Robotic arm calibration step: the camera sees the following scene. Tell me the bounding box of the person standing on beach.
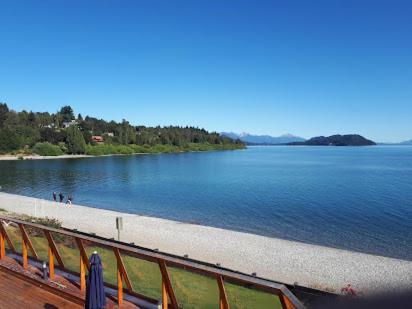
[67,194,72,205]
[59,192,64,203]
[52,192,57,202]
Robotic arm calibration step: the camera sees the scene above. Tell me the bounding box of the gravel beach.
[0,154,91,160]
[0,192,411,295]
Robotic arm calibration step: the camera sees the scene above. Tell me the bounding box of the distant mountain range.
[221,132,305,145]
[288,134,376,146]
[378,139,412,145]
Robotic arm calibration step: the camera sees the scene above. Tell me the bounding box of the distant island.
[221,132,377,146]
[288,134,376,146]
[221,132,305,145]
[0,103,244,157]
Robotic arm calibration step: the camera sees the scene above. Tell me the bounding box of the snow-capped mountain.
[221,132,305,145]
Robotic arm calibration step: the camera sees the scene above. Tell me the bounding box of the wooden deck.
[0,256,138,308]
[0,268,81,309]
[0,215,306,309]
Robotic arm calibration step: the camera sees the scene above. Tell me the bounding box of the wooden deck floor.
[0,269,81,309]
[0,256,139,309]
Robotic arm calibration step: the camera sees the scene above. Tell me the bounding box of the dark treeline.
[0,103,244,155]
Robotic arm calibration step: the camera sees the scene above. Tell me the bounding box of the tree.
[40,128,66,144]
[14,125,40,147]
[77,113,83,121]
[81,130,92,144]
[119,119,136,144]
[66,126,86,154]
[28,111,36,126]
[0,103,9,128]
[59,106,75,122]
[0,128,20,153]
[37,112,53,127]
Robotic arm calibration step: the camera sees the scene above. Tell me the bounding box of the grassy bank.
[85,142,245,156]
[1,215,280,308]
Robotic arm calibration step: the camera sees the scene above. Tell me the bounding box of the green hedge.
[32,142,64,156]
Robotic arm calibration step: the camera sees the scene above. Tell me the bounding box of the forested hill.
[0,104,244,156]
[288,134,376,146]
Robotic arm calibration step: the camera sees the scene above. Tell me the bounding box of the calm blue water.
[1,146,412,260]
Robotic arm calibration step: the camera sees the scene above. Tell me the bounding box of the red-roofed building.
[91,136,104,142]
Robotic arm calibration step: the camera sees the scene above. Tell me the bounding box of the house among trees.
[62,120,77,128]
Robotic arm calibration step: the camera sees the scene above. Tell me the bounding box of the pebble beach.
[0,191,411,295]
[0,154,91,160]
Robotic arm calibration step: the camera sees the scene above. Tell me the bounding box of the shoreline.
[0,154,93,161]
[0,147,244,161]
[0,192,411,294]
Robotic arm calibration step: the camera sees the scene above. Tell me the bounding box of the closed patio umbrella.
[85,251,106,309]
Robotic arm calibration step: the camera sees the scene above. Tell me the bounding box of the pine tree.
[0,103,9,128]
[66,126,86,154]
[59,106,75,122]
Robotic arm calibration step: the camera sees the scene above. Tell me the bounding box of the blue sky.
[0,0,411,142]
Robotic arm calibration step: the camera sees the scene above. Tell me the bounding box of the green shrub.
[86,144,147,156]
[32,142,64,156]
[58,141,68,153]
[86,144,113,155]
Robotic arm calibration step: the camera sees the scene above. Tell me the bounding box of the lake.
[1,146,411,260]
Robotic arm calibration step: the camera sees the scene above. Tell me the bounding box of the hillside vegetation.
[0,103,244,156]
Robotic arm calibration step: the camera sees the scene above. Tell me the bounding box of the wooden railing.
[0,215,305,309]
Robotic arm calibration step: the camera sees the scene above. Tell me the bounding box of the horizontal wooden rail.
[0,215,305,309]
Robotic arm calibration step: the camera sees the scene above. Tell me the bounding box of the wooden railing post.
[48,247,54,279]
[113,248,133,305]
[161,278,167,309]
[22,235,28,269]
[43,230,65,269]
[80,254,86,291]
[217,275,229,309]
[158,260,178,309]
[0,221,15,253]
[75,238,90,291]
[18,223,39,260]
[0,228,5,259]
[117,264,123,305]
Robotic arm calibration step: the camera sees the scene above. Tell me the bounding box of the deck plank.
[0,269,81,308]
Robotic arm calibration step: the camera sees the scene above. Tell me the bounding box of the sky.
[0,0,411,142]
